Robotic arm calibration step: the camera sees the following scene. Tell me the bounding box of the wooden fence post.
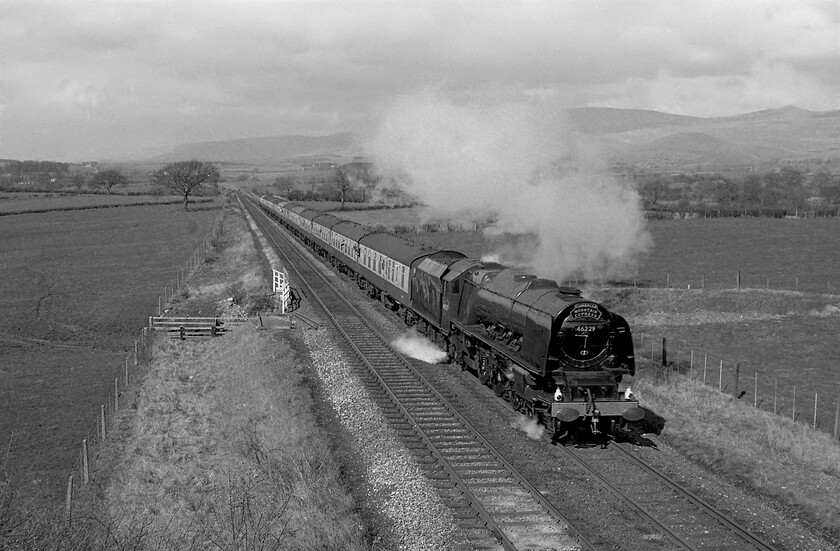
[134,341,138,365]
[734,363,740,396]
[814,393,818,430]
[100,405,106,442]
[793,386,796,421]
[114,378,119,412]
[754,372,758,408]
[834,401,839,440]
[661,337,667,367]
[774,379,778,414]
[703,355,708,385]
[718,360,723,391]
[65,474,73,523]
[737,270,741,289]
[82,439,89,484]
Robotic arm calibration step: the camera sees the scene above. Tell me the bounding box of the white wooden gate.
[273,268,290,313]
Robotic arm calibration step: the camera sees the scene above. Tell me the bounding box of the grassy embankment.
[0,198,369,550]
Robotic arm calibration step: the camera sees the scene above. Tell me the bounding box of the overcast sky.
[1,0,838,161]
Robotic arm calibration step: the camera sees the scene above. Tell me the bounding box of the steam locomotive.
[255,194,644,438]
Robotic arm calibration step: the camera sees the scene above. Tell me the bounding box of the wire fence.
[623,270,838,296]
[634,331,840,440]
[63,211,226,523]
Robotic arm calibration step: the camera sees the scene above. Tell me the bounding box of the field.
[0,191,215,215]
[0,201,221,503]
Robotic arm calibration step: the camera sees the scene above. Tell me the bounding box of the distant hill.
[567,107,702,134]
[151,132,357,164]
[569,106,840,169]
[148,107,840,170]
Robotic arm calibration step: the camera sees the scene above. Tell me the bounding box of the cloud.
[1,1,839,159]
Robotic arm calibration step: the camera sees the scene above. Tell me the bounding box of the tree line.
[634,167,840,215]
[0,160,221,210]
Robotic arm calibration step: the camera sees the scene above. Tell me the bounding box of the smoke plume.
[364,89,651,282]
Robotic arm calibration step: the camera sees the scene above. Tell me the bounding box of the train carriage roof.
[260,194,281,204]
[331,220,370,241]
[285,203,309,215]
[301,209,329,222]
[360,232,436,265]
[311,212,342,229]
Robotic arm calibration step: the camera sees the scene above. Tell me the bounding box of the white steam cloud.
[513,415,545,440]
[364,89,651,282]
[392,331,448,364]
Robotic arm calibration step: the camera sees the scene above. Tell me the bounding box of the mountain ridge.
[148,107,840,169]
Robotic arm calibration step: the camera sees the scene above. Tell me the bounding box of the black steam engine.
[256,194,644,438]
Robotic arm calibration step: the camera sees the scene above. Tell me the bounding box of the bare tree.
[335,167,352,210]
[153,160,220,211]
[90,169,127,195]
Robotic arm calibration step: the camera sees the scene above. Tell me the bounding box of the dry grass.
[634,363,840,533]
[97,328,367,551]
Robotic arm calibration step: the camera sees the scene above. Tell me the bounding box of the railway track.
[242,195,780,551]
[560,443,778,551]
[242,195,589,550]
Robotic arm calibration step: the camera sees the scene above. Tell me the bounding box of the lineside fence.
[634,331,840,441]
[613,270,838,296]
[63,209,227,523]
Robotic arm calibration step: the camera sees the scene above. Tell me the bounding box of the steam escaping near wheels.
[392,331,448,363]
[513,415,545,440]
